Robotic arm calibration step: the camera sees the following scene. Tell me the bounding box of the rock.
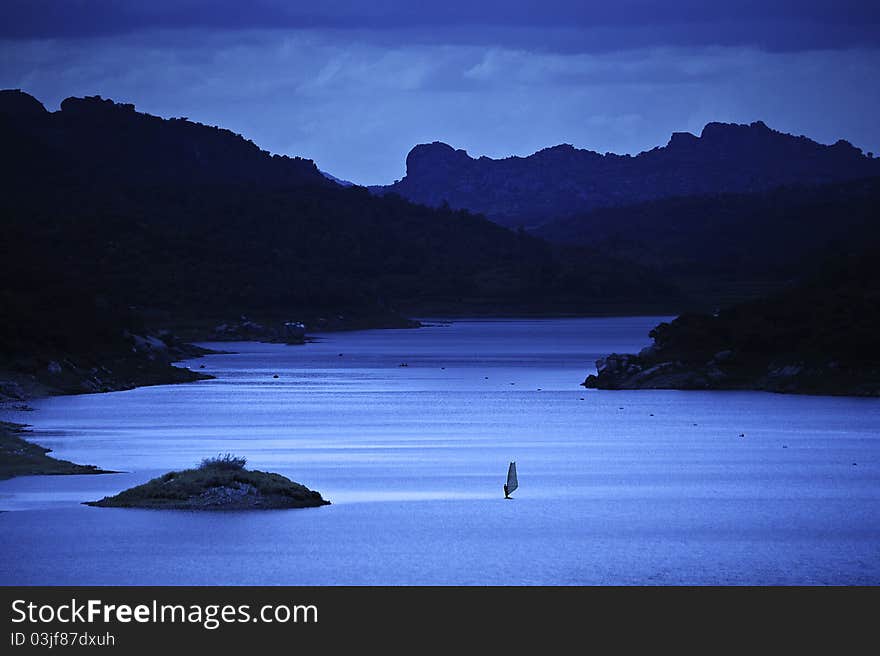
[584,354,715,390]
[375,122,880,228]
[596,353,642,376]
[47,361,63,375]
[711,350,734,363]
[706,365,727,381]
[769,364,803,378]
[283,321,306,340]
[212,318,307,344]
[630,362,673,380]
[581,374,600,387]
[0,382,26,402]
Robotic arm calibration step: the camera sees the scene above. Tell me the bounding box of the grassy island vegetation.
[86,454,329,510]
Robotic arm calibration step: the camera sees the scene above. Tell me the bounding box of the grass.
[200,453,247,470]
[0,421,110,480]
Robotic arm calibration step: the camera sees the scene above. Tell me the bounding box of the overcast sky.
[2,1,879,185]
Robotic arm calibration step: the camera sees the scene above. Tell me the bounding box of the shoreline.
[3,314,877,484]
[0,315,423,480]
[0,421,113,481]
[582,353,880,398]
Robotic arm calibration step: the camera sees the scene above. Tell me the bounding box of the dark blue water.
[2,318,879,584]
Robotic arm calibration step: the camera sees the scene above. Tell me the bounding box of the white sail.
[506,461,518,494]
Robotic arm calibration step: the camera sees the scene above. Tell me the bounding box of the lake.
[1,317,879,585]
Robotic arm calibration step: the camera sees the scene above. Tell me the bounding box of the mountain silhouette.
[0,90,678,370]
[0,89,327,188]
[2,90,878,397]
[374,122,880,228]
[533,176,880,303]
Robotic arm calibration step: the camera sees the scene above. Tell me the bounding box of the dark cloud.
[2,1,880,51]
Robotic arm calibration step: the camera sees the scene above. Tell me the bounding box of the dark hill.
[533,177,880,304]
[0,90,680,396]
[374,122,880,228]
[582,251,880,396]
[0,89,326,188]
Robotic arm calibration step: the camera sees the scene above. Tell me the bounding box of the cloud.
[2,1,880,51]
[1,28,878,184]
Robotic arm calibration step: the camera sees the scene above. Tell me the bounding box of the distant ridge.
[320,170,355,186]
[373,121,880,228]
[0,88,679,360]
[2,89,879,401]
[0,89,328,188]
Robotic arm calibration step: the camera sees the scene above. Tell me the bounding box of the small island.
[86,454,329,510]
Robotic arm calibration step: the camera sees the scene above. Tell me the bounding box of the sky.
[1,1,879,185]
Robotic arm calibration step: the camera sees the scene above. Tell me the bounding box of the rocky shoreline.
[0,332,215,410]
[583,254,880,398]
[0,312,423,411]
[0,314,421,484]
[0,330,219,484]
[173,313,421,344]
[582,351,880,396]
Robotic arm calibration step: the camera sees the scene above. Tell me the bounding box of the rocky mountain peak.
[0,89,48,117]
[379,120,880,227]
[405,141,472,178]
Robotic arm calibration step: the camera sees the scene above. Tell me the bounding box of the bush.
[200,453,247,471]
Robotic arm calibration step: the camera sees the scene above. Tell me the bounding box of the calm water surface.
[1,318,879,585]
